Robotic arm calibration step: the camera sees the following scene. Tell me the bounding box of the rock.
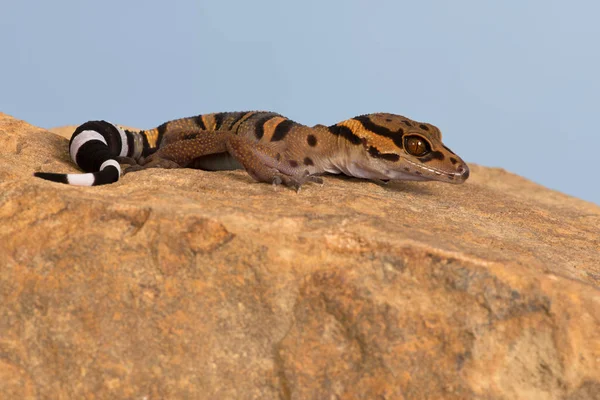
[1,112,599,399]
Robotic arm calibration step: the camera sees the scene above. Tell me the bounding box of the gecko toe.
[308,176,324,185]
[123,165,144,175]
[114,156,139,166]
[272,176,283,190]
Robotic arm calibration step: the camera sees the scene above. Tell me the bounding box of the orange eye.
[404,136,430,157]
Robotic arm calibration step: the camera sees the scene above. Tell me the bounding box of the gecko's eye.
[404,136,431,157]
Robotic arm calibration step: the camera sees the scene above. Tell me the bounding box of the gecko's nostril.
[458,165,470,180]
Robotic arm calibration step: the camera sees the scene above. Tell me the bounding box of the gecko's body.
[34,111,469,188]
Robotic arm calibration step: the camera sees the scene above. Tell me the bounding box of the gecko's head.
[329,113,469,184]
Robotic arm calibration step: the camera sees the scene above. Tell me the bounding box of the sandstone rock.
[1,112,599,399]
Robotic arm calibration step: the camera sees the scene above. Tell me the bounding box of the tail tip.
[34,172,69,184]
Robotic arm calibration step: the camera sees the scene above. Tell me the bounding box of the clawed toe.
[115,156,140,166]
[270,174,300,191]
[271,173,322,192]
[308,176,324,185]
[272,176,283,190]
[123,165,145,175]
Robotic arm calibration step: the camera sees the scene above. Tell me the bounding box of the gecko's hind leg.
[122,130,230,175]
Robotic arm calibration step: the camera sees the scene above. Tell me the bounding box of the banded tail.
[35,120,144,186]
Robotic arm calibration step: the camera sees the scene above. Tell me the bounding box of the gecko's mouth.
[389,158,469,183]
[386,171,433,181]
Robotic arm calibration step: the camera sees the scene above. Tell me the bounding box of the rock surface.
[1,112,599,399]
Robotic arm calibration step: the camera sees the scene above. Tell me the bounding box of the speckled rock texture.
[1,112,599,399]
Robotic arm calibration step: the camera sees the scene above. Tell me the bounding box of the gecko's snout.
[456,164,470,181]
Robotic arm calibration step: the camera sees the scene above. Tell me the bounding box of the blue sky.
[2,1,599,204]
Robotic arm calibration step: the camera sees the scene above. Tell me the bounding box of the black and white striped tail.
[34,120,134,186]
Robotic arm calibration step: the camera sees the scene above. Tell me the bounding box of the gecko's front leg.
[225,135,323,191]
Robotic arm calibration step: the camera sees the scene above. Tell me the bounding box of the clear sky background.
[2,1,599,205]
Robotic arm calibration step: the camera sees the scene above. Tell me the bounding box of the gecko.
[34,111,470,189]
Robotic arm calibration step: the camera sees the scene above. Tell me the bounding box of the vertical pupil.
[413,139,421,153]
[405,136,429,156]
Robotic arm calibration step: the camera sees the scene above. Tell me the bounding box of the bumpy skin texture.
[34,111,470,188]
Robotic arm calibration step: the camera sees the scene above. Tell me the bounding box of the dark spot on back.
[385,118,392,122]
[214,113,224,130]
[328,125,362,145]
[157,122,167,135]
[288,160,298,168]
[183,133,198,140]
[140,131,151,155]
[403,120,412,127]
[271,119,295,141]
[228,112,248,130]
[156,122,168,146]
[303,157,314,166]
[254,115,275,140]
[419,124,429,131]
[194,115,206,130]
[307,134,317,147]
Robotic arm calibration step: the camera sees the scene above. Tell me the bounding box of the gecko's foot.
[265,170,302,192]
[266,169,323,192]
[309,176,324,185]
[123,164,145,175]
[114,156,140,166]
[225,134,323,191]
[123,155,182,175]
